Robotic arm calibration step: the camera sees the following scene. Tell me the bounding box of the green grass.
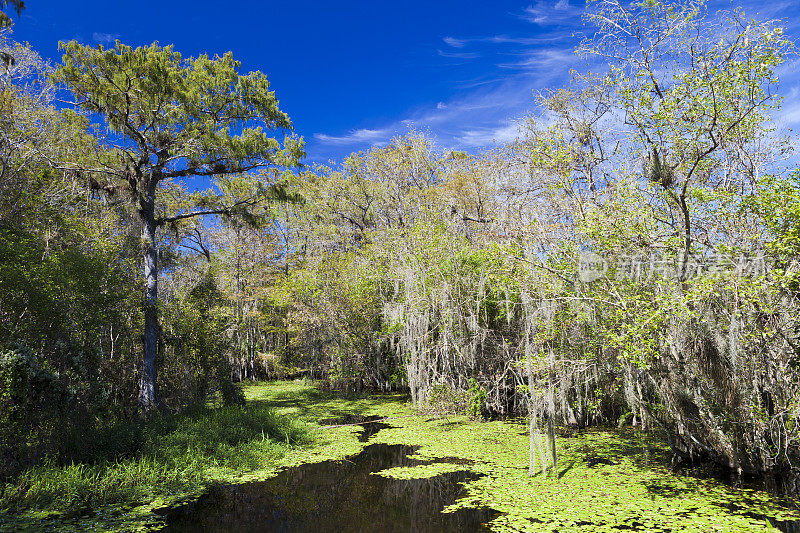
[0,402,307,531]
[2,380,798,532]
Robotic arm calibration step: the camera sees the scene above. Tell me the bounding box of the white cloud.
[457,121,523,147]
[497,47,576,71]
[314,128,392,146]
[308,64,568,161]
[92,32,119,44]
[488,34,560,45]
[441,34,562,47]
[522,7,547,24]
[443,36,466,48]
[306,9,586,162]
[521,1,580,25]
[304,0,800,165]
[775,84,800,126]
[779,104,800,126]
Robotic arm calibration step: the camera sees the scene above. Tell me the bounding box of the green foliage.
[54,40,302,167]
[751,173,800,286]
[0,345,68,425]
[52,39,304,218]
[0,0,23,28]
[2,5,800,530]
[0,78,142,470]
[49,37,306,412]
[467,378,487,419]
[160,267,244,409]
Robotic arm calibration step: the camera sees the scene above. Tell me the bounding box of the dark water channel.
[157,417,499,532]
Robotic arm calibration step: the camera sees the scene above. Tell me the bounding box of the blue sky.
[10,0,800,164]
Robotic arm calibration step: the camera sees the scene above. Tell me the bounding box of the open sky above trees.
[11,0,800,164]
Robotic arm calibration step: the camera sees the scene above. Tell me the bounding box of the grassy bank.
[2,380,799,532]
[0,401,306,531]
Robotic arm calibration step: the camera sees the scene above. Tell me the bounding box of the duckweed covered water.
[247,381,800,533]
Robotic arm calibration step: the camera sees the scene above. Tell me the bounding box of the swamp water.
[157,417,499,532]
[155,414,800,533]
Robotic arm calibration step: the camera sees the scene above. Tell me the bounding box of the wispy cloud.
[457,120,523,147]
[92,32,119,44]
[520,0,581,25]
[314,128,392,146]
[437,49,481,59]
[308,53,575,161]
[775,80,800,127]
[442,34,561,47]
[443,36,466,48]
[308,30,582,162]
[497,47,577,71]
[304,0,800,166]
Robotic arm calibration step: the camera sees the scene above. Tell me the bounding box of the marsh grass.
[0,403,307,516]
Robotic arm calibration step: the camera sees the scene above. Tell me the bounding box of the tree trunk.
[528,347,537,477]
[547,382,557,475]
[139,211,161,412]
[548,345,558,475]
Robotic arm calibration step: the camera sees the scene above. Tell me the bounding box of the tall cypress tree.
[53,41,304,412]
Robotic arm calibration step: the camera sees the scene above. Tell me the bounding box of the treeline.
[1,0,799,486]
[263,0,800,477]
